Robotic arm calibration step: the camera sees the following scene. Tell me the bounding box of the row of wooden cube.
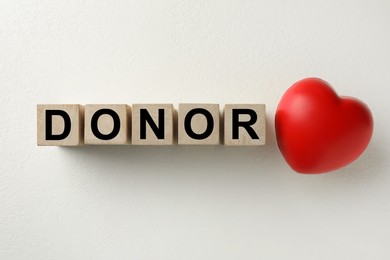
[37,104,266,146]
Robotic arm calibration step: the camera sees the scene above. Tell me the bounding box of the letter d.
[45,110,71,140]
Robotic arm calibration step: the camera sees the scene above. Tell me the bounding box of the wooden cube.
[132,104,174,145]
[37,104,84,146]
[84,104,130,145]
[224,104,266,146]
[178,104,220,145]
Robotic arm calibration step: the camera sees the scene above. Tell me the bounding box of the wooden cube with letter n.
[178,104,220,145]
[84,104,131,145]
[224,104,266,146]
[132,104,174,145]
[37,104,84,146]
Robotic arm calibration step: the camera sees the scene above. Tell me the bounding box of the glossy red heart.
[275,78,373,174]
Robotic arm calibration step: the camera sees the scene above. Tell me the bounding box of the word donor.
[37,104,265,146]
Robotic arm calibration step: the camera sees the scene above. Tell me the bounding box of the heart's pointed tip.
[291,168,335,175]
[288,163,340,174]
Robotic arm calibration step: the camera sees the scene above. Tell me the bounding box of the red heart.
[275,78,373,174]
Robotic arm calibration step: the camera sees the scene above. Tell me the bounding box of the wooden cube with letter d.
[37,104,84,146]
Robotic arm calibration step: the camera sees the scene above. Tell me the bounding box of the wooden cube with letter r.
[224,104,266,146]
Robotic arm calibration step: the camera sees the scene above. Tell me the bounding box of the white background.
[1,1,389,259]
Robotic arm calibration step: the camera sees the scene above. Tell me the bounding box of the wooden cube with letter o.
[178,104,220,145]
[84,104,131,145]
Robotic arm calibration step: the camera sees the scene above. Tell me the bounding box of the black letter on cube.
[45,110,71,140]
[140,109,165,139]
[232,109,259,139]
[184,108,214,140]
[91,109,120,140]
